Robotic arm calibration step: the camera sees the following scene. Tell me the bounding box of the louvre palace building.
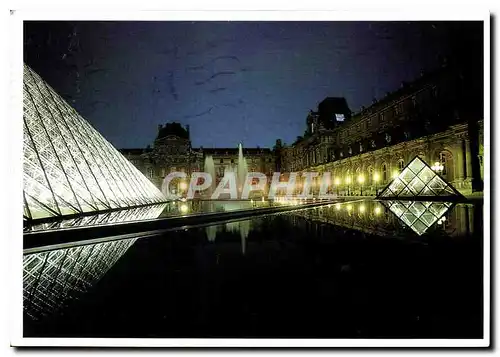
[121,58,484,197]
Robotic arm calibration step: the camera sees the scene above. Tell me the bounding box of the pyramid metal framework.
[24,238,137,320]
[381,200,453,236]
[378,156,463,199]
[23,64,165,222]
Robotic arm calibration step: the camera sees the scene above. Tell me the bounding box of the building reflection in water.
[160,199,269,218]
[290,200,477,238]
[23,204,168,320]
[205,220,251,254]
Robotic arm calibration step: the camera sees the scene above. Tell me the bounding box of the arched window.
[439,152,448,176]
[398,159,405,171]
[367,166,373,185]
[382,163,387,182]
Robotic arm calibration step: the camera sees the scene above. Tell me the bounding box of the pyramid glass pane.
[378,156,462,199]
[400,167,416,185]
[408,157,425,174]
[23,64,166,221]
[408,176,425,195]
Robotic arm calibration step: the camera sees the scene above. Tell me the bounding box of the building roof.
[120,148,152,155]
[156,122,189,140]
[201,147,272,155]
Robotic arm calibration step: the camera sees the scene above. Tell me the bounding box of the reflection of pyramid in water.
[378,156,462,198]
[23,64,165,221]
[382,200,453,235]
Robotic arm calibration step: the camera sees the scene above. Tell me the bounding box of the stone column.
[465,139,473,192]
[467,120,484,192]
[453,140,465,190]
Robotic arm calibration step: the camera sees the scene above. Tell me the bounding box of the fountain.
[237,143,248,193]
[203,143,251,199]
[204,155,216,198]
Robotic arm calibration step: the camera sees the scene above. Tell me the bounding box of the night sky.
[24,21,480,149]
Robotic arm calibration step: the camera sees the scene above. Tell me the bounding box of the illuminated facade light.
[23,64,165,222]
[431,162,445,172]
[179,181,188,190]
[373,173,380,182]
[180,203,189,213]
[334,177,341,186]
[374,206,382,215]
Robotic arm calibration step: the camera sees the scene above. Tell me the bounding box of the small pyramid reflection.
[382,200,453,236]
[378,156,462,199]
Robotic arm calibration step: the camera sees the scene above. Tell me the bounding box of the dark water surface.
[23,200,484,338]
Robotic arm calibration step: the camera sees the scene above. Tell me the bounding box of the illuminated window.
[335,114,345,122]
[382,163,387,182]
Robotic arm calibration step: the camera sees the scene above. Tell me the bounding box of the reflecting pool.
[23,200,483,339]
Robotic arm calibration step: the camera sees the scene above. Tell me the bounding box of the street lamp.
[358,175,365,196]
[373,173,380,196]
[345,176,351,196]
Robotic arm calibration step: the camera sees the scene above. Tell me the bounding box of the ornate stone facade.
[121,122,275,190]
[280,63,484,196]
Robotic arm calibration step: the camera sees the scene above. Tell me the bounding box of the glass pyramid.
[23,64,165,221]
[378,156,462,198]
[381,200,453,236]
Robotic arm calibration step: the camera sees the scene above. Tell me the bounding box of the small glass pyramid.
[382,200,453,235]
[378,156,462,198]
